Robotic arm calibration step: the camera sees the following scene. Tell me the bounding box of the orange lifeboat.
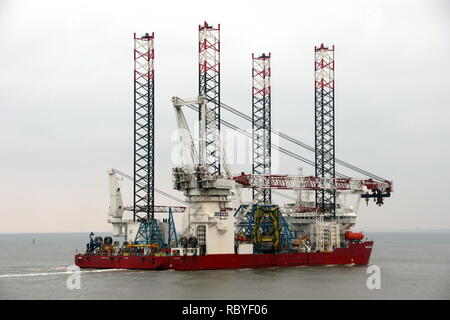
[345,231,364,241]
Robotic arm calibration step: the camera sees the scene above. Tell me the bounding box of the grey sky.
[0,0,449,233]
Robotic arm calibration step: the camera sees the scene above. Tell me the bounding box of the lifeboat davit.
[345,231,364,241]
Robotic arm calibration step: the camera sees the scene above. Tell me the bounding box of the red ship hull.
[75,241,373,271]
[75,254,171,270]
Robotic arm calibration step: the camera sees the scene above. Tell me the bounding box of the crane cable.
[220,101,386,181]
[113,169,187,205]
[185,104,350,178]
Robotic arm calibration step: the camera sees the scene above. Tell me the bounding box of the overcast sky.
[0,0,449,233]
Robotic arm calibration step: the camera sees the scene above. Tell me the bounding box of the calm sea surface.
[0,232,449,300]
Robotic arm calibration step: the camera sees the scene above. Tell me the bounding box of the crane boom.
[233,173,393,194]
[124,205,186,213]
